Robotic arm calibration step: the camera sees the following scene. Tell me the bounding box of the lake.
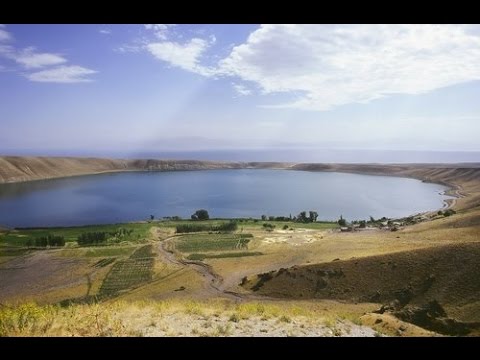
[0,169,451,227]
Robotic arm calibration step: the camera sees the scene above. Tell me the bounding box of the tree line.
[261,211,319,223]
[26,234,65,248]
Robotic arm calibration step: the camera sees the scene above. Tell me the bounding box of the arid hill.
[0,156,293,184]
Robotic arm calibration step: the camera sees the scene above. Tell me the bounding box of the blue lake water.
[0,169,451,228]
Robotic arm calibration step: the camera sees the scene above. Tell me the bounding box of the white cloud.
[232,82,252,96]
[0,27,96,83]
[13,47,67,69]
[218,24,480,110]
[0,44,14,56]
[26,65,97,83]
[145,24,175,40]
[0,26,12,42]
[115,44,143,53]
[99,29,111,35]
[146,38,214,76]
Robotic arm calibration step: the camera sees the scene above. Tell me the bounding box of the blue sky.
[1,24,480,157]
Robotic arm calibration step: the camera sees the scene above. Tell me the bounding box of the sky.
[1,24,480,161]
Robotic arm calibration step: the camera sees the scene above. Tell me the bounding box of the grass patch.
[59,246,136,258]
[84,246,137,257]
[235,220,338,230]
[0,247,30,257]
[129,244,154,259]
[175,233,253,253]
[187,251,263,261]
[0,303,58,336]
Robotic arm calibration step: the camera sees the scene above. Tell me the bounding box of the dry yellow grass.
[0,299,379,337]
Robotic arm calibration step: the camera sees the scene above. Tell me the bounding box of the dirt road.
[155,234,246,300]
[153,229,274,301]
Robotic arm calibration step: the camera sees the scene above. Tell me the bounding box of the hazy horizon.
[1,24,480,159]
[1,148,480,164]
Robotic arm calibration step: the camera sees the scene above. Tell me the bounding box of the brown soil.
[0,250,110,304]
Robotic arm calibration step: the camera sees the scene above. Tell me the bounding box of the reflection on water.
[0,175,100,199]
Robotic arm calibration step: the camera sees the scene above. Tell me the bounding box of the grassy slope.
[243,237,480,322]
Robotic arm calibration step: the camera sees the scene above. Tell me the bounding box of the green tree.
[297,211,308,223]
[191,209,209,221]
[338,215,346,227]
[309,211,318,222]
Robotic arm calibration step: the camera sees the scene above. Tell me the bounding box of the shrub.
[215,221,238,232]
[77,232,107,246]
[262,223,276,230]
[176,224,210,233]
[443,209,456,217]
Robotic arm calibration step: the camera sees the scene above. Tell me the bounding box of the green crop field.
[0,223,153,247]
[98,245,154,298]
[174,233,253,253]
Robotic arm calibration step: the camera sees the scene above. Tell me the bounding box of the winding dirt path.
[153,230,269,301]
[155,234,245,300]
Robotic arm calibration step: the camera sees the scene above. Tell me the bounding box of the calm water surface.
[0,169,451,227]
